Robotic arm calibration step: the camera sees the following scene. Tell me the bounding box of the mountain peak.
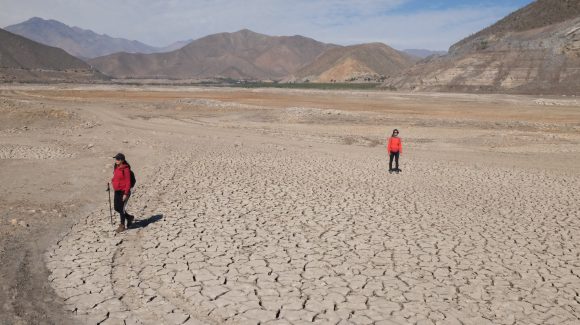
[23,17,66,27]
[237,28,255,34]
[232,29,266,37]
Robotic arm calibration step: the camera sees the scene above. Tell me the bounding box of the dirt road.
[1,85,579,324]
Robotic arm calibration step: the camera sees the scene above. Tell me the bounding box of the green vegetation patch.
[223,82,382,90]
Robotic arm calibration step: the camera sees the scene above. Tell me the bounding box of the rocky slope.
[89,29,338,80]
[0,28,106,82]
[292,43,416,82]
[384,0,580,94]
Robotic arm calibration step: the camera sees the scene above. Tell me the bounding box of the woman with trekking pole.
[111,153,134,233]
[387,129,402,173]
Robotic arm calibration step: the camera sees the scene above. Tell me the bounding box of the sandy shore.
[1,85,579,324]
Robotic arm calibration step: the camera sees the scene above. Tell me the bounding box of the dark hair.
[392,129,399,136]
[114,159,131,170]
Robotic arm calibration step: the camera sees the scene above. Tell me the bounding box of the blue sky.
[0,0,535,51]
[392,0,533,13]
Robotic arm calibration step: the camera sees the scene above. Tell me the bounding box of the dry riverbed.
[1,85,579,325]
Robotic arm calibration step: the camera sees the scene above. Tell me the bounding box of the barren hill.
[5,17,161,59]
[0,28,105,82]
[384,0,580,94]
[89,29,337,80]
[293,43,415,82]
[452,0,580,54]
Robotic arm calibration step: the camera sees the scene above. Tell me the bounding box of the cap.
[113,153,125,160]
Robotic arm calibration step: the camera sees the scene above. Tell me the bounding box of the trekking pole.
[107,183,113,225]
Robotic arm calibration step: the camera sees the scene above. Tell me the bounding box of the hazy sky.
[0,0,534,50]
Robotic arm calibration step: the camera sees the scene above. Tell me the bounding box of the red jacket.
[387,137,402,154]
[112,164,131,195]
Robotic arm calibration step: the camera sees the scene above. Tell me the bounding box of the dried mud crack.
[46,143,580,324]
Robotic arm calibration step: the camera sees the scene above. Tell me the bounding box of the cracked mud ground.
[2,86,580,324]
[47,146,580,325]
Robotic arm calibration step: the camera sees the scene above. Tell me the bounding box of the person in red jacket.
[387,129,402,173]
[111,153,134,232]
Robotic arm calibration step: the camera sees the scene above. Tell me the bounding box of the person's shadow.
[130,214,163,229]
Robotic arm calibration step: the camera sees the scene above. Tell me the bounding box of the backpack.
[130,170,136,188]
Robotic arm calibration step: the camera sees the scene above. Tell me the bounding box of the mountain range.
[88,30,417,82]
[88,29,339,80]
[2,17,420,82]
[2,0,579,94]
[4,17,189,59]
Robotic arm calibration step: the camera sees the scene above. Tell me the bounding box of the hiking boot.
[115,224,126,233]
[126,214,135,228]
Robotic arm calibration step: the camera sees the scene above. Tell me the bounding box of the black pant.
[114,191,130,225]
[389,151,400,170]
